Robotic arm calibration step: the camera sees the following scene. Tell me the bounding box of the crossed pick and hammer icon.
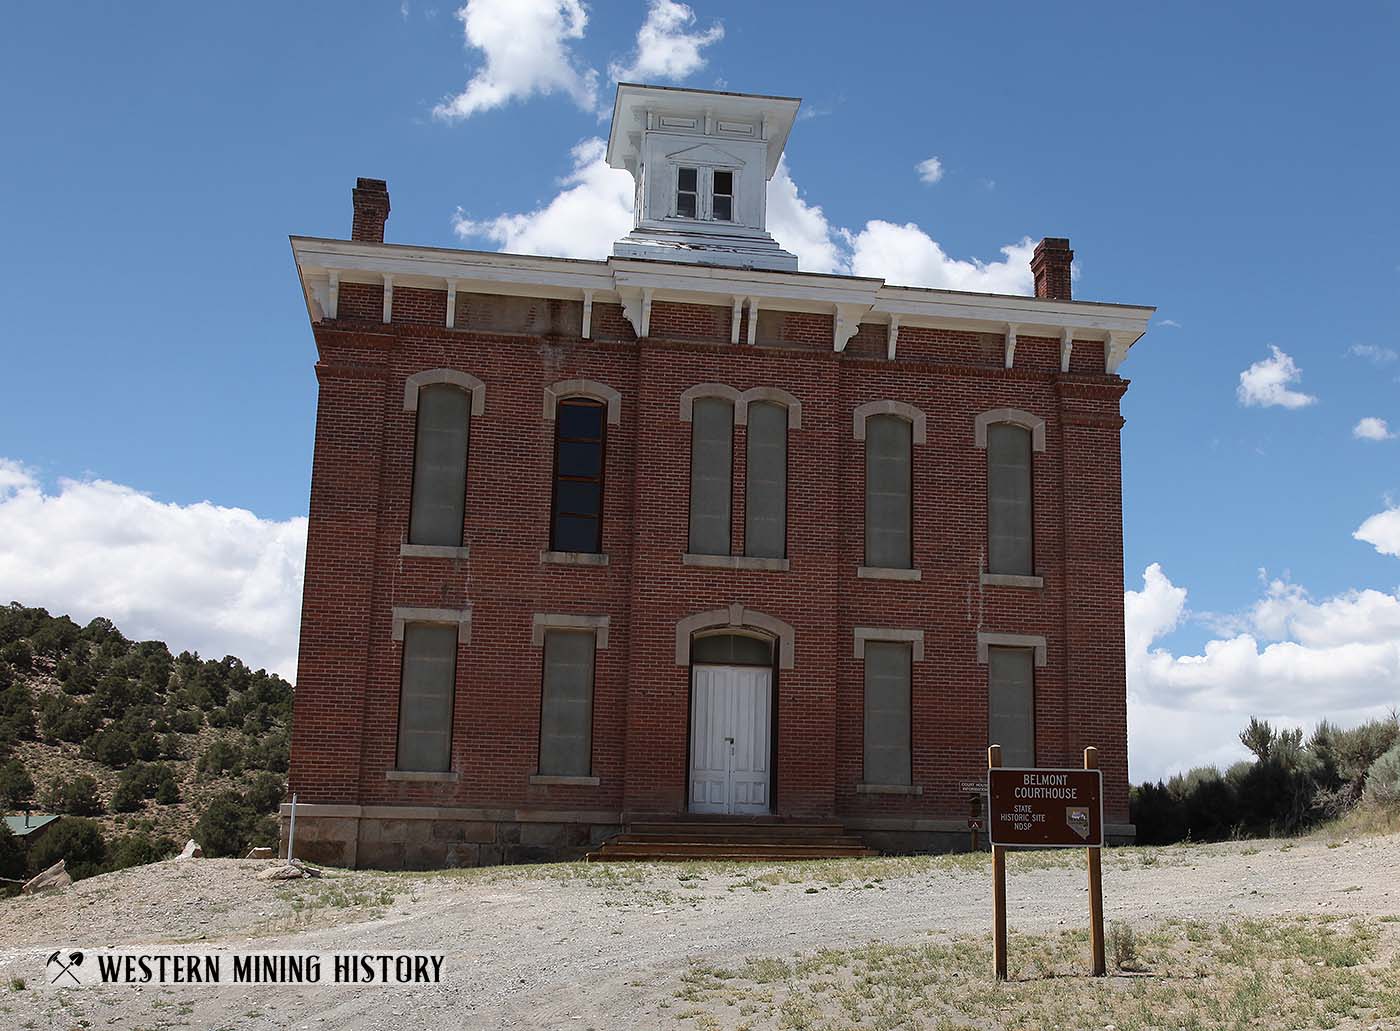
[46,950,84,985]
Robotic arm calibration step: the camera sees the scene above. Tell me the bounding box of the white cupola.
[605,83,801,272]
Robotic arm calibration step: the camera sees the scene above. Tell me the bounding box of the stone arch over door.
[675,603,795,670]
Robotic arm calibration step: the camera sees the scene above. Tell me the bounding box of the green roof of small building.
[3,814,61,837]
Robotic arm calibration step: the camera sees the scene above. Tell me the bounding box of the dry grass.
[1309,804,1400,842]
[669,915,1400,1030]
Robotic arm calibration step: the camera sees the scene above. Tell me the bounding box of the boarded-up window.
[396,623,457,772]
[408,384,469,547]
[551,398,606,553]
[865,415,912,568]
[988,646,1035,768]
[539,630,595,777]
[689,397,733,555]
[987,424,1033,575]
[863,641,912,786]
[745,401,787,559]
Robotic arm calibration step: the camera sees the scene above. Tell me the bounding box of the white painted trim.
[675,604,795,669]
[730,295,743,344]
[974,408,1047,451]
[852,399,928,444]
[543,378,622,425]
[746,296,759,345]
[326,270,339,319]
[886,315,900,360]
[392,606,472,645]
[581,288,594,339]
[1060,327,1073,373]
[853,626,925,662]
[976,631,1048,667]
[834,302,870,351]
[291,238,1153,362]
[531,613,610,649]
[381,274,394,324]
[403,369,486,415]
[1004,323,1017,369]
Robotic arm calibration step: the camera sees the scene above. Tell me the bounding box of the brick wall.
[289,292,1133,852]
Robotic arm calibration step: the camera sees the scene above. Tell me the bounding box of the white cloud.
[1236,345,1317,409]
[915,156,944,185]
[1356,505,1400,558]
[1157,318,1182,329]
[1348,344,1398,365]
[452,138,633,258]
[608,0,723,83]
[1353,417,1395,441]
[0,459,305,680]
[765,158,845,275]
[846,223,1035,294]
[1126,563,1400,782]
[453,142,1037,293]
[433,0,598,121]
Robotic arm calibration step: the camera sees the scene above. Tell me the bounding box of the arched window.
[691,631,774,666]
[986,424,1033,576]
[551,398,607,554]
[864,414,912,569]
[409,384,470,547]
[689,396,734,556]
[745,401,787,559]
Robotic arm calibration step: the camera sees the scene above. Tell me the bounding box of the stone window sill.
[858,566,922,582]
[529,774,601,786]
[386,770,460,783]
[980,572,1044,588]
[400,544,470,560]
[683,554,790,571]
[541,551,609,566]
[856,783,924,795]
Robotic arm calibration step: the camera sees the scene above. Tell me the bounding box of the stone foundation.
[278,803,622,869]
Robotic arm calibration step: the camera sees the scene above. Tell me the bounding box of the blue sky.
[2,1,1397,781]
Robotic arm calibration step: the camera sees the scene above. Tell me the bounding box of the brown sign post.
[987,745,1107,979]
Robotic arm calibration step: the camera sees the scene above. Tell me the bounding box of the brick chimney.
[351,178,391,243]
[1031,237,1073,301]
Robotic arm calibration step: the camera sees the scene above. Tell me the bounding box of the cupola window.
[676,167,699,218]
[712,170,733,221]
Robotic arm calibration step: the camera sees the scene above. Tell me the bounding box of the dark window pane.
[678,167,698,191]
[557,401,604,439]
[987,424,1033,575]
[539,630,595,777]
[988,647,1035,768]
[745,401,786,558]
[554,480,600,517]
[688,397,733,555]
[691,632,773,666]
[712,195,732,221]
[553,514,599,553]
[713,170,732,194]
[865,415,912,568]
[408,384,470,547]
[677,192,697,218]
[396,623,456,773]
[864,642,911,786]
[557,440,602,478]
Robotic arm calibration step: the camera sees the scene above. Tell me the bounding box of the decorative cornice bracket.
[1106,330,1132,374]
[834,302,871,352]
[886,315,901,360]
[1004,323,1018,369]
[1060,327,1073,373]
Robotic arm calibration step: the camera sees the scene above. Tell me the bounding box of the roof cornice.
[290,237,1154,372]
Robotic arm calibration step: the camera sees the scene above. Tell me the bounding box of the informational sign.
[987,767,1103,848]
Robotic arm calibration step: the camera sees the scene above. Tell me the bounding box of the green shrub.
[0,823,26,889]
[1364,743,1400,808]
[112,763,179,812]
[196,737,244,779]
[40,774,104,816]
[0,683,35,741]
[0,640,31,672]
[105,830,177,872]
[40,696,100,743]
[0,759,34,808]
[194,791,257,858]
[168,710,201,734]
[27,818,106,880]
[83,726,134,768]
[244,771,285,813]
[28,616,80,658]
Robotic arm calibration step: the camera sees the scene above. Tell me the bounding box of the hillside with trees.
[0,602,291,884]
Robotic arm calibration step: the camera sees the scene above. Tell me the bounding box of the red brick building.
[283,85,1152,868]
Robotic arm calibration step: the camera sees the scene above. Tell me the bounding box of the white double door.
[688,664,772,815]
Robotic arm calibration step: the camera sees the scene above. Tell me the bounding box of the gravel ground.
[0,833,1394,1030]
